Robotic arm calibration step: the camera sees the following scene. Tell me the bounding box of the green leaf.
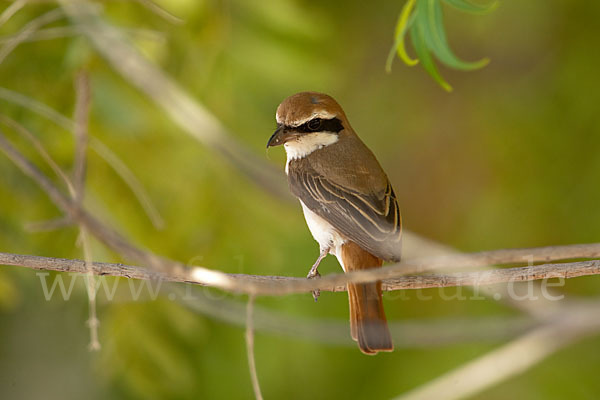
[421,0,489,71]
[385,14,419,74]
[442,0,498,14]
[386,0,419,73]
[389,0,495,90]
[410,18,453,92]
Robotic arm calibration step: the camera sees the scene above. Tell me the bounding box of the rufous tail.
[341,241,393,355]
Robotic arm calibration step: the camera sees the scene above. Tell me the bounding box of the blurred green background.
[1,0,600,399]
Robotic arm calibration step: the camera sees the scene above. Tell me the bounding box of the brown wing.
[288,159,402,261]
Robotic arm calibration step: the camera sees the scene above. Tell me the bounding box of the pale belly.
[300,201,347,271]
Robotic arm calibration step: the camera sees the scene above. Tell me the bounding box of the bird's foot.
[307,269,321,302]
[307,248,328,302]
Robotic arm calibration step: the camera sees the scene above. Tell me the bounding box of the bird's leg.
[308,247,328,278]
[307,247,329,301]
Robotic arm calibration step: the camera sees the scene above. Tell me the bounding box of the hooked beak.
[267,125,290,148]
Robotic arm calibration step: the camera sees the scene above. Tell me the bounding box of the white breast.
[300,201,348,271]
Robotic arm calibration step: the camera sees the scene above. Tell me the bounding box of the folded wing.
[288,160,402,261]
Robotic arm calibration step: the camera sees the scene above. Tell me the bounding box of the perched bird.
[267,92,402,354]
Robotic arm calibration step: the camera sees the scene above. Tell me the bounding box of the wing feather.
[289,161,402,261]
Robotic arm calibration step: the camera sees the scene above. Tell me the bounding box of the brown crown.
[276,92,348,127]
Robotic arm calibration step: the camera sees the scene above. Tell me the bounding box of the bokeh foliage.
[1,0,600,399]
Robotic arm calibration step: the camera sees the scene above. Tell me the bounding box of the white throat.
[283,132,338,174]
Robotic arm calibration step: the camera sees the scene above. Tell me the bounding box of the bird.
[266,92,402,355]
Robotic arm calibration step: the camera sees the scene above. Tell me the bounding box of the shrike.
[267,92,401,354]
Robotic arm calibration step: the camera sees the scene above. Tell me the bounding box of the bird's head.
[267,92,349,156]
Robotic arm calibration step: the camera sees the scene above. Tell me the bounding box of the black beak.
[266,125,286,148]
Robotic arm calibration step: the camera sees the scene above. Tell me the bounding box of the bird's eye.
[307,118,321,131]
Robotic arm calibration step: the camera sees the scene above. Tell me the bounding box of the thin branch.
[0,86,74,128]
[245,295,263,400]
[0,25,166,44]
[0,0,27,28]
[81,228,101,350]
[1,252,599,295]
[7,246,593,355]
[0,115,74,232]
[72,71,90,202]
[24,216,72,232]
[0,114,76,195]
[0,87,165,229]
[90,138,164,229]
[0,7,67,64]
[134,0,183,25]
[0,26,79,43]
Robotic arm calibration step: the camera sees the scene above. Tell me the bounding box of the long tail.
[341,241,393,355]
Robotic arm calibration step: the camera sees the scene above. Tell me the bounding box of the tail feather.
[342,241,393,355]
[348,283,358,341]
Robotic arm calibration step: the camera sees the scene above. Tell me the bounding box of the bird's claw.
[307,270,321,302]
[307,269,321,280]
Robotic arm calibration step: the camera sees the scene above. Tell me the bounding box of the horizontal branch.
[2,252,599,295]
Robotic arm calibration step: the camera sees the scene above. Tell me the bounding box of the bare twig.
[0,86,73,128]
[0,114,76,195]
[245,294,263,400]
[81,228,101,350]
[134,0,183,25]
[0,87,164,229]
[1,252,599,295]
[0,0,27,28]
[72,71,90,202]
[24,216,72,232]
[0,7,67,64]
[6,246,591,354]
[90,139,164,229]
[0,26,78,43]
[0,25,166,44]
[0,114,77,232]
